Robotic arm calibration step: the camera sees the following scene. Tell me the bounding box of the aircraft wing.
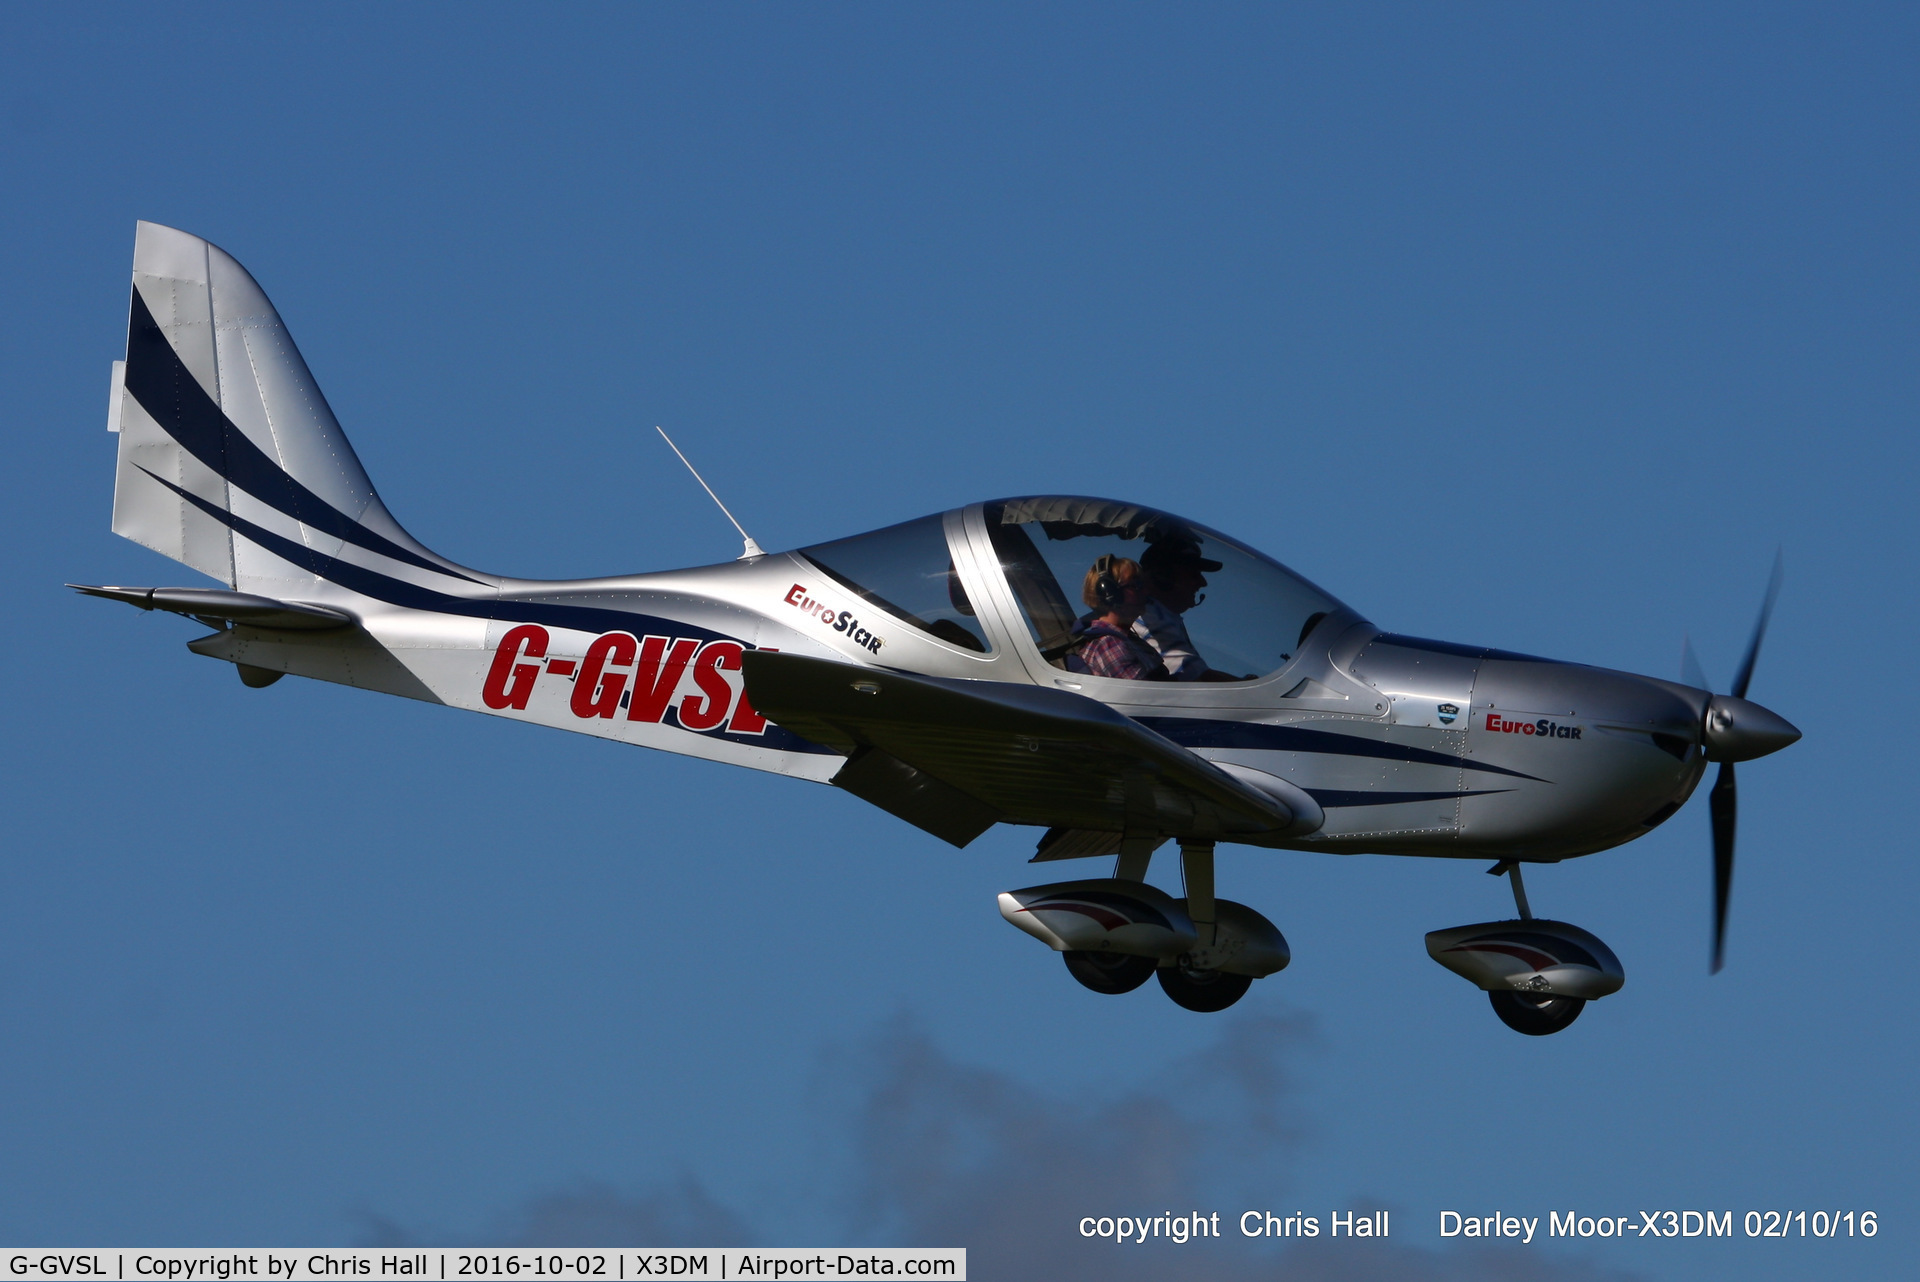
[741,651,1299,848]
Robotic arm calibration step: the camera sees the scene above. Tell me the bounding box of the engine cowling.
[998,879,1290,978]
[1425,919,1625,1000]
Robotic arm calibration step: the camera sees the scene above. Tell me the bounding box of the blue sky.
[2,5,1914,1278]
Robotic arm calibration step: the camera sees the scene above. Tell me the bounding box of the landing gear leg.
[1488,859,1533,919]
[1113,831,1160,882]
[1157,841,1252,1012]
[1181,841,1216,946]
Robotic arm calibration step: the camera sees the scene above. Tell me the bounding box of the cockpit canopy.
[799,510,992,653]
[798,496,1344,680]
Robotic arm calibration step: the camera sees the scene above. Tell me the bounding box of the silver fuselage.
[190,501,1709,863]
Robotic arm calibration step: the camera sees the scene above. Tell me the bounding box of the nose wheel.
[1426,862,1621,1035]
[1489,990,1586,1035]
[1487,862,1586,1036]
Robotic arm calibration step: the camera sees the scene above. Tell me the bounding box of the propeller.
[1685,552,1789,973]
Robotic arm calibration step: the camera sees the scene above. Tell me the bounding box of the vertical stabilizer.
[110,221,470,596]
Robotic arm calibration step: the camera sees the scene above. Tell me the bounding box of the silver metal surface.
[76,223,1806,1021]
[997,879,1289,978]
[999,880,1197,961]
[69,584,353,630]
[1704,693,1802,762]
[1425,919,1625,1001]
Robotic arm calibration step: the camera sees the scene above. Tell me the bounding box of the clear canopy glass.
[983,496,1342,679]
[798,513,991,653]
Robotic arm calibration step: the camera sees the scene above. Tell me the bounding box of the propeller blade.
[1729,551,1784,700]
[1680,634,1710,692]
[1709,760,1737,972]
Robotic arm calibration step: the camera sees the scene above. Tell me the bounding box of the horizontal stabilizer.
[741,652,1301,844]
[68,584,353,630]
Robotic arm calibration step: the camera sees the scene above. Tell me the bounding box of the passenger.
[1065,556,1170,681]
[1134,537,1248,681]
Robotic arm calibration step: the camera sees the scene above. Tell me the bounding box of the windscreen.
[984,496,1339,679]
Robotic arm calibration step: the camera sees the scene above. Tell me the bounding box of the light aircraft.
[75,222,1801,1034]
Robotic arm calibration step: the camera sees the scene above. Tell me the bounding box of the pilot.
[1133,537,1246,681]
[1065,556,1170,681]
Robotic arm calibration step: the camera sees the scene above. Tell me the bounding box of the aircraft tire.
[1062,950,1156,995]
[1157,962,1253,1012]
[1488,990,1586,1036]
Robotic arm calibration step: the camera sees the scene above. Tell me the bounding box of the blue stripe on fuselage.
[139,468,837,756]
[1137,716,1545,782]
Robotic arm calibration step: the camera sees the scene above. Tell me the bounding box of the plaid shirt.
[1067,619,1170,681]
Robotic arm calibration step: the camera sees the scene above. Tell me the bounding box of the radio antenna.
[655,425,765,560]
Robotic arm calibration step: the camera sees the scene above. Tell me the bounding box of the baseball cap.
[1141,537,1223,573]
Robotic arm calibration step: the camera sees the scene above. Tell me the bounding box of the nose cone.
[1704,695,1802,762]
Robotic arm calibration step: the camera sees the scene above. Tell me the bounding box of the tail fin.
[109,221,478,595]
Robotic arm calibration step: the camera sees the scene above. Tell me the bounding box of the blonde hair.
[1082,555,1142,611]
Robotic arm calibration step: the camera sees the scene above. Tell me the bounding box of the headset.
[1090,554,1127,610]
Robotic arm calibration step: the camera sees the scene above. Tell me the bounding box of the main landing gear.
[1425,862,1626,1037]
[1062,949,1156,994]
[999,837,1289,1013]
[1156,960,1254,1013]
